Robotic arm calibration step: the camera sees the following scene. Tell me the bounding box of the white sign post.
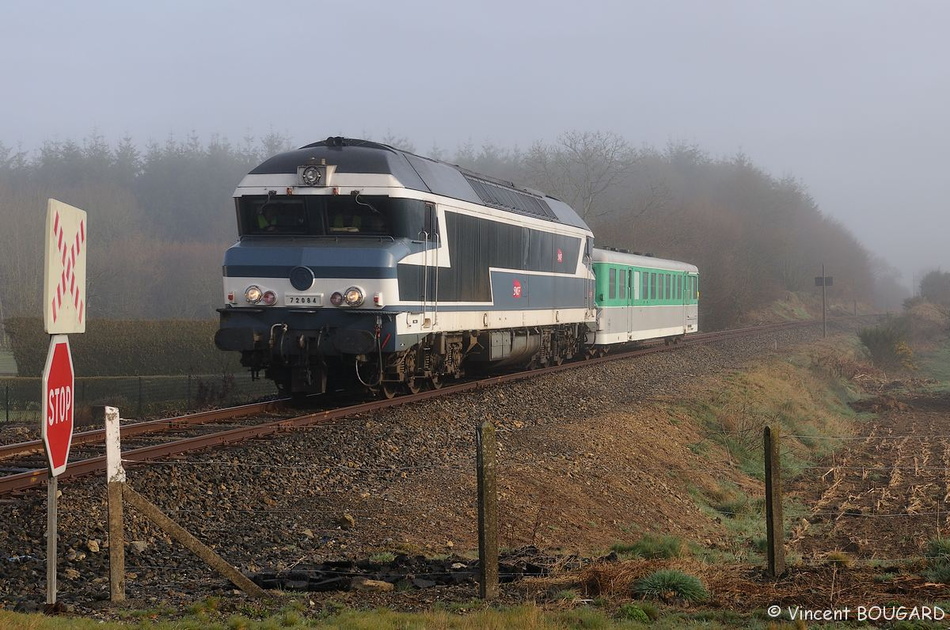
[41,199,86,606]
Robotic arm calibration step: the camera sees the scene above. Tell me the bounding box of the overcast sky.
[3,0,947,287]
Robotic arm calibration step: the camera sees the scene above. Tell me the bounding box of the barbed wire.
[783,433,950,441]
[103,491,950,522]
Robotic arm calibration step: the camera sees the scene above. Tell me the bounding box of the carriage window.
[609,268,617,300]
[619,269,626,300]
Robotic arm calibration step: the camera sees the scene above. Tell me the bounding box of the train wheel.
[406,379,423,395]
[381,383,400,399]
[430,374,443,389]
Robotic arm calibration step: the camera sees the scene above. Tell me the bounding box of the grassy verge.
[2,603,858,629]
[663,333,884,569]
[917,344,950,386]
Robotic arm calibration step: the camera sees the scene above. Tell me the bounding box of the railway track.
[0,320,819,496]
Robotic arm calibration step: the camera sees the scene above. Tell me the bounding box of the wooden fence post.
[476,421,499,600]
[764,425,786,577]
[104,406,126,602]
[103,405,267,599]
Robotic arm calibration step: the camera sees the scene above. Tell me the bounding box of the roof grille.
[463,175,556,220]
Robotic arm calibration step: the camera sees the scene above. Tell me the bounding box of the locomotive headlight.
[300,165,323,186]
[330,292,344,307]
[261,290,277,306]
[244,285,263,304]
[343,286,364,307]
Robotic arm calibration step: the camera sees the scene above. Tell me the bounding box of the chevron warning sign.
[44,199,87,334]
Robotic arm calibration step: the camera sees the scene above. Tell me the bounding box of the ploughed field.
[789,389,950,561]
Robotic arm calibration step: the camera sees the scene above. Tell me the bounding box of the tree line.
[0,130,907,331]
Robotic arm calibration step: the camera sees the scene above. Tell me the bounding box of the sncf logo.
[557,248,563,263]
[512,279,522,298]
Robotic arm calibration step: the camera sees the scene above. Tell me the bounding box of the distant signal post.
[815,265,833,338]
[41,199,87,606]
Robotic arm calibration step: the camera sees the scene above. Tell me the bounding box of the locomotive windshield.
[237,195,436,239]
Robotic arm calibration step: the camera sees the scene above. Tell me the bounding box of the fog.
[2,0,947,288]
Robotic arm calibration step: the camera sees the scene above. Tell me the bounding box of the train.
[214,137,699,397]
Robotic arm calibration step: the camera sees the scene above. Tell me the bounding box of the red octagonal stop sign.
[42,335,74,476]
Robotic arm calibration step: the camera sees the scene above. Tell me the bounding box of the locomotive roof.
[248,137,591,231]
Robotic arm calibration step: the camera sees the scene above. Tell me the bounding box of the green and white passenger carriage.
[589,248,699,346]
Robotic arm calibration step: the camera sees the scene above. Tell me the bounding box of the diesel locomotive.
[214,137,698,397]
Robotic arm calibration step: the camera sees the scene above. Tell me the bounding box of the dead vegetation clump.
[848,395,909,413]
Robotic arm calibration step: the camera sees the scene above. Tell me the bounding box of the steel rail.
[0,399,287,461]
[0,320,823,496]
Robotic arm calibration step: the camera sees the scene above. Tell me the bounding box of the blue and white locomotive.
[214,137,698,396]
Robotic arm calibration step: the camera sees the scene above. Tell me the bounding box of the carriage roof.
[592,247,698,273]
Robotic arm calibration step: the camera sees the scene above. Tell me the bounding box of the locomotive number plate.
[285,294,323,306]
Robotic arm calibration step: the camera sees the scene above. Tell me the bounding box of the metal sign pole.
[46,474,58,605]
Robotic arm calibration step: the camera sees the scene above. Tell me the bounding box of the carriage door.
[680,272,688,330]
[421,202,440,328]
[624,268,633,340]
[631,270,640,341]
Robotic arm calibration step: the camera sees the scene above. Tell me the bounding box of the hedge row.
[4,317,240,377]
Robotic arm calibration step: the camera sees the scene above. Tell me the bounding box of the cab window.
[237,194,431,237]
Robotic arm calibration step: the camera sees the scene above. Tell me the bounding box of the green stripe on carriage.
[593,263,699,307]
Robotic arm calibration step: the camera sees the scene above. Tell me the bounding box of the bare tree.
[525,130,639,220]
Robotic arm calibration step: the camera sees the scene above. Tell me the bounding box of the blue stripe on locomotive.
[488,271,588,310]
